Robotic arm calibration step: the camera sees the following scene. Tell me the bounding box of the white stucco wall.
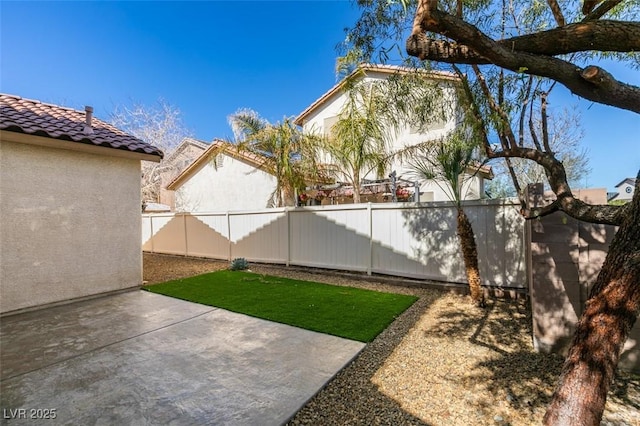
[0,140,143,314]
[175,154,278,212]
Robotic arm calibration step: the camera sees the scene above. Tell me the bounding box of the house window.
[323,116,339,136]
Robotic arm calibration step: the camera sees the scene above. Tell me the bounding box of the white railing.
[142,200,526,288]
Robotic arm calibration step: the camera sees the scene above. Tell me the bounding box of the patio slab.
[0,291,364,425]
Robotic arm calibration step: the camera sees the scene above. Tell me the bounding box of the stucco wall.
[0,140,142,314]
[526,184,640,371]
[175,154,277,212]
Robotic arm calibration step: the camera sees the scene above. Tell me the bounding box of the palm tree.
[408,133,486,307]
[324,80,395,203]
[227,109,321,207]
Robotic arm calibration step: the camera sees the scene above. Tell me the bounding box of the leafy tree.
[323,78,396,203]
[403,1,640,424]
[227,109,321,207]
[409,132,486,306]
[344,0,639,423]
[110,99,191,204]
[320,65,458,203]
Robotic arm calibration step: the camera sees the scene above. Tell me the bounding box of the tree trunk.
[544,175,640,425]
[456,207,485,307]
[353,171,361,204]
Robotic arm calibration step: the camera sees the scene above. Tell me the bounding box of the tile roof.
[615,177,637,188]
[163,137,209,163]
[0,93,163,159]
[166,139,272,190]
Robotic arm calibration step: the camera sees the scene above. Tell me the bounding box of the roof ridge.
[294,63,458,126]
[0,93,163,159]
[0,93,85,114]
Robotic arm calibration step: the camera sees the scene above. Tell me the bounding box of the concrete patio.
[0,291,364,425]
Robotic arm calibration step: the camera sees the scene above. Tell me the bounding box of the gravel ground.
[144,253,640,425]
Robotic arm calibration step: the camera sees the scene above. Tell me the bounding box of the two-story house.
[294,64,492,202]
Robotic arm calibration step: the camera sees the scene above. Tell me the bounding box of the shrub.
[229,257,250,271]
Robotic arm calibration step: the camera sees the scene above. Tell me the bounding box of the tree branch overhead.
[408,10,640,113]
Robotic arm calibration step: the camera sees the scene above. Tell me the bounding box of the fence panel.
[184,213,230,259]
[146,214,186,255]
[230,209,288,263]
[371,203,464,282]
[142,200,526,288]
[289,206,370,272]
[142,215,153,251]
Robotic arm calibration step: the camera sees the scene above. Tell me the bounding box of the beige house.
[158,137,208,209]
[295,64,492,202]
[0,93,163,314]
[166,140,279,212]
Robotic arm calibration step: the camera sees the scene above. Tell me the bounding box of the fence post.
[226,212,232,261]
[286,207,291,267]
[367,203,373,276]
[183,213,188,257]
[149,215,155,253]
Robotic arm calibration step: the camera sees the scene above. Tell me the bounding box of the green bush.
[229,257,250,271]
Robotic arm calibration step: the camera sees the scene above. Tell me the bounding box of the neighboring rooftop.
[0,93,163,159]
[167,139,272,190]
[294,63,458,126]
[163,137,209,163]
[608,177,637,201]
[615,177,637,188]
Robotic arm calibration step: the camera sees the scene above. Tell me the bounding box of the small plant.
[229,257,250,271]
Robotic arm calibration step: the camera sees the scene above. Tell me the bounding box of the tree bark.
[404,4,639,425]
[406,12,640,113]
[407,20,640,63]
[544,173,640,425]
[456,207,485,307]
[489,148,627,225]
[352,170,362,203]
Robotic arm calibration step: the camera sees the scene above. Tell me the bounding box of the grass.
[143,270,417,342]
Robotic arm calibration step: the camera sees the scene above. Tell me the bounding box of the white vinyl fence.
[142,200,527,288]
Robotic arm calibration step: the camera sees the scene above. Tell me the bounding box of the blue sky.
[1,1,638,192]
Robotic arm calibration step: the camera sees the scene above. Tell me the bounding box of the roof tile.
[0,93,163,159]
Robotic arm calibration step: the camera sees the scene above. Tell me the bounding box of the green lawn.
[143,270,417,342]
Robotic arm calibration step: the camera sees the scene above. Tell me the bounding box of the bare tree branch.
[407,20,640,62]
[471,65,519,149]
[489,148,626,225]
[526,198,561,218]
[546,0,566,26]
[540,92,553,154]
[518,76,534,147]
[583,0,623,20]
[407,12,640,113]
